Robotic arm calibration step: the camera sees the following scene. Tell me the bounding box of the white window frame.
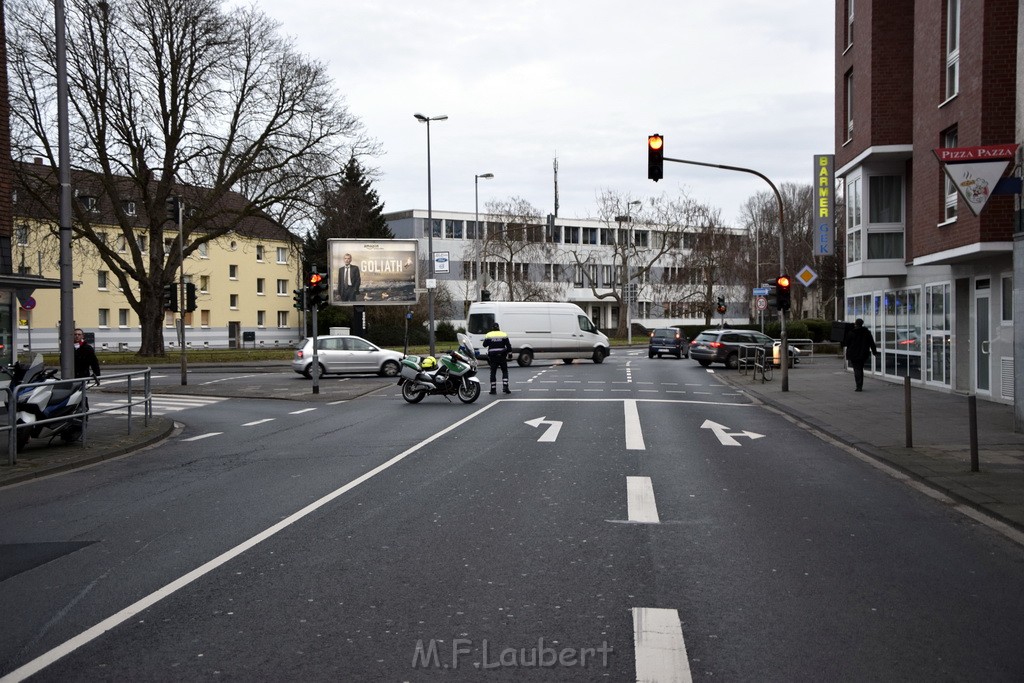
[943,128,959,222]
[945,0,960,100]
[277,311,289,328]
[276,279,288,295]
[845,70,854,141]
[276,247,287,264]
[256,278,265,296]
[846,176,862,263]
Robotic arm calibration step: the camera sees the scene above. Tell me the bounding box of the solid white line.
[0,402,499,683]
[241,419,275,427]
[624,400,645,450]
[180,433,222,442]
[632,607,692,683]
[626,476,659,523]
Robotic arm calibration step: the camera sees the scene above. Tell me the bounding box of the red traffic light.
[308,273,324,286]
[648,133,664,182]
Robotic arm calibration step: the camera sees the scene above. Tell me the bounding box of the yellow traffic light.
[648,133,664,182]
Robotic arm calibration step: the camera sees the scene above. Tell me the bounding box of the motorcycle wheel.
[458,381,481,404]
[401,382,427,404]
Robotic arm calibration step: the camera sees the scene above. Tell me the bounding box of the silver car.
[291,335,403,378]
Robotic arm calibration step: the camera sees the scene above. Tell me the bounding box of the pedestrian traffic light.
[292,288,306,311]
[648,134,664,182]
[162,283,178,312]
[776,275,792,311]
[307,272,329,309]
[184,282,198,312]
[166,197,180,224]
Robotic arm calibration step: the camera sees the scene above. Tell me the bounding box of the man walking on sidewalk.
[843,318,879,392]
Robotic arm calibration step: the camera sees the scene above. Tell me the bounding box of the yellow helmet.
[421,356,437,370]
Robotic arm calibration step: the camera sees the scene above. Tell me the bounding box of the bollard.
[903,376,913,448]
[968,394,979,472]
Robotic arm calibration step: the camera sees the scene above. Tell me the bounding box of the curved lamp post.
[475,173,494,301]
[414,113,447,356]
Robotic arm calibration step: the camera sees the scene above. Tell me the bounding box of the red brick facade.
[836,0,1018,261]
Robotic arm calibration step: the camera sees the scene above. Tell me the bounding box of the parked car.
[648,328,689,359]
[689,329,799,369]
[291,335,403,378]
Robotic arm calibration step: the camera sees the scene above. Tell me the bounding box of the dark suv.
[648,328,689,359]
[689,329,797,369]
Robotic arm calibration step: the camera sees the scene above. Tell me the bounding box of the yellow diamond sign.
[796,265,817,287]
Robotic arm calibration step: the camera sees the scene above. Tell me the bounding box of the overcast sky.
[254,1,835,226]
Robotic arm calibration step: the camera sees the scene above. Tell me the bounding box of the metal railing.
[2,368,153,465]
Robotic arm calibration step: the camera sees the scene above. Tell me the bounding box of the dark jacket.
[483,329,512,359]
[74,342,101,379]
[844,326,878,363]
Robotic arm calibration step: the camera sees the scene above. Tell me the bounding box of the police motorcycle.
[397,334,481,404]
[0,354,90,451]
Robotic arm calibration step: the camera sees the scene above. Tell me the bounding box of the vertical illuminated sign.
[814,154,835,256]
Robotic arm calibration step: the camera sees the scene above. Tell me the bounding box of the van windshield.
[467,314,495,335]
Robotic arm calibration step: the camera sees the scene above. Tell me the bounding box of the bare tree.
[7,0,373,355]
[481,197,562,302]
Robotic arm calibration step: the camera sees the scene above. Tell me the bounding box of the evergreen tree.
[302,156,393,267]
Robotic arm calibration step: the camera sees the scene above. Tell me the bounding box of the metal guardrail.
[2,368,153,465]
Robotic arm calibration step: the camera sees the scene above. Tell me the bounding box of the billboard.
[813,154,835,256]
[327,239,419,306]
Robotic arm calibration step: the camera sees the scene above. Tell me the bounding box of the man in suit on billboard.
[338,253,361,301]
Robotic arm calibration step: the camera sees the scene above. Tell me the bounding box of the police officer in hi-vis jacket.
[483,323,512,395]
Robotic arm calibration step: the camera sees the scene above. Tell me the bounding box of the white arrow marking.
[700,419,765,447]
[524,416,563,442]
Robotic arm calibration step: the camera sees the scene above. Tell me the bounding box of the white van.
[466,301,611,366]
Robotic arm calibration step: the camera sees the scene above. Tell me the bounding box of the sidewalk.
[718,353,1024,533]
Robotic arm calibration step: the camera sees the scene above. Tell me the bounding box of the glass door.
[974,280,990,394]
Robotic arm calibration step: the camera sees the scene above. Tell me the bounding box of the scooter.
[1,354,90,451]
[397,334,481,404]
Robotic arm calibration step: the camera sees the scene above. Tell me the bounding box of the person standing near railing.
[73,328,101,383]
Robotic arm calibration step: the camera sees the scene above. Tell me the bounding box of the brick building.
[835,0,1022,408]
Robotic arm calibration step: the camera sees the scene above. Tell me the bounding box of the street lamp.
[414,113,448,356]
[474,172,494,301]
[614,201,642,346]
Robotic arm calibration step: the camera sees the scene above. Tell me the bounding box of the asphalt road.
[1,353,1022,681]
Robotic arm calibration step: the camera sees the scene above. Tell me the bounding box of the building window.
[198,242,208,258]
[116,235,127,252]
[276,247,287,263]
[137,235,147,252]
[565,226,580,244]
[201,310,210,327]
[229,264,238,279]
[845,0,854,48]
[15,224,28,245]
[119,308,129,327]
[256,278,265,295]
[867,232,904,259]
[868,176,903,223]
[846,176,862,263]
[256,245,265,262]
[98,270,108,289]
[945,0,960,100]
[582,228,598,245]
[122,200,137,216]
[1002,275,1013,323]
[257,310,266,328]
[943,128,958,221]
[277,311,289,328]
[230,294,239,309]
[844,70,854,141]
[79,195,99,212]
[277,279,288,295]
[98,308,110,328]
[200,276,210,292]
[635,230,649,248]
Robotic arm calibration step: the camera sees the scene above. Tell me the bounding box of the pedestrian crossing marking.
[91,394,228,416]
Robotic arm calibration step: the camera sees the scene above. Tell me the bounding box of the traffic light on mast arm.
[648,133,664,182]
[775,275,792,311]
[307,272,329,309]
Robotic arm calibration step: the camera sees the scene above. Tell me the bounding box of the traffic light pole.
[662,156,790,391]
[176,198,188,387]
[310,265,320,395]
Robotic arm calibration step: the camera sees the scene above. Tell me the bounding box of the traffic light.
[648,133,664,182]
[166,197,180,224]
[776,275,792,311]
[162,283,178,312]
[716,296,726,315]
[293,288,306,311]
[764,280,778,310]
[307,272,329,309]
[184,282,198,312]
